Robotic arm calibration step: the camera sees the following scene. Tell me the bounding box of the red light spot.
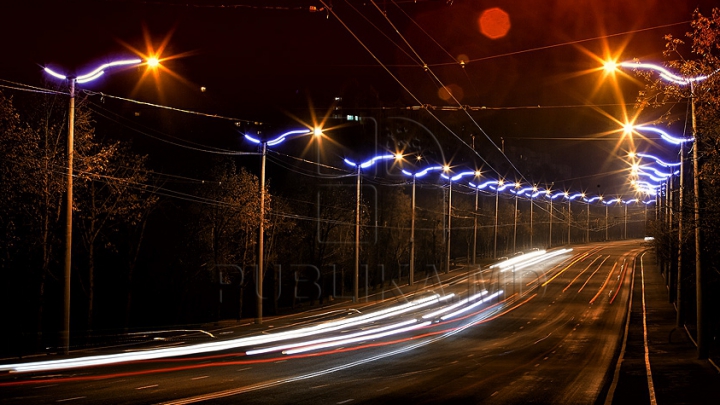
[437,84,464,102]
[478,7,511,39]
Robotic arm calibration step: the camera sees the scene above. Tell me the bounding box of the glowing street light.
[564,193,584,244]
[345,153,402,302]
[529,186,540,248]
[402,165,445,285]
[511,182,522,252]
[246,128,320,323]
[442,169,481,274]
[44,57,143,354]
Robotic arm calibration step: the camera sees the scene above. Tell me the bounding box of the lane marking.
[136,384,158,390]
[563,255,603,292]
[577,257,610,293]
[603,252,636,405]
[640,253,658,405]
[589,262,619,304]
[57,397,86,402]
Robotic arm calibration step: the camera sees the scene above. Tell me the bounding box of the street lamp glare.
[313,126,323,137]
[147,57,160,68]
[394,152,403,161]
[603,60,618,73]
[623,123,634,135]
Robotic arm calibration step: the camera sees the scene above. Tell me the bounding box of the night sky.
[1,0,717,195]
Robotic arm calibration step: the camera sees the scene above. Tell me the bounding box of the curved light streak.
[244,129,313,146]
[345,154,397,169]
[633,125,693,145]
[618,61,718,85]
[471,180,499,190]
[635,152,681,168]
[450,170,480,182]
[635,170,670,182]
[266,129,313,146]
[44,58,143,83]
[402,165,444,178]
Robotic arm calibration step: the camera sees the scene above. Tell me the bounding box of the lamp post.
[565,193,583,244]
[586,196,603,243]
[529,186,539,248]
[494,180,506,258]
[44,58,143,354]
[547,190,553,247]
[442,169,481,273]
[586,198,590,243]
[402,165,443,285]
[345,154,401,302]
[512,183,521,252]
[245,128,321,324]
[624,199,628,239]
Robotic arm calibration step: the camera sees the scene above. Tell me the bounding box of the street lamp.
[44,57,143,354]
[401,165,444,285]
[490,180,509,258]
[623,198,640,239]
[345,153,402,303]
[441,169,481,274]
[470,179,504,258]
[565,192,583,245]
[603,197,621,240]
[245,128,321,324]
[586,196,602,243]
[529,187,543,248]
[608,60,718,358]
[511,183,525,252]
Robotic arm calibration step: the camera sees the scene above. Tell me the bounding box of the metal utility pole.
[61,78,76,355]
[256,142,267,325]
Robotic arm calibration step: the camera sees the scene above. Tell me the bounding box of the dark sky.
[1,0,716,196]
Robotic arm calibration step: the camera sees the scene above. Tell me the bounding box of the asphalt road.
[0,240,650,404]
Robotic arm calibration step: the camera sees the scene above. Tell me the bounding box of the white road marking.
[57,397,86,402]
[640,253,657,405]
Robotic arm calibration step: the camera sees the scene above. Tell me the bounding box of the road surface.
[0,240,651,404]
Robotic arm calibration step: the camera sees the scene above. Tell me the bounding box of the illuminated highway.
[0,240,650,404]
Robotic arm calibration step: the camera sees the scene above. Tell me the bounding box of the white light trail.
[246,319,419,356]
[0,293,453,373]
[422,290,489,320]
[283,321,432,355]
[440,290,504,321]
